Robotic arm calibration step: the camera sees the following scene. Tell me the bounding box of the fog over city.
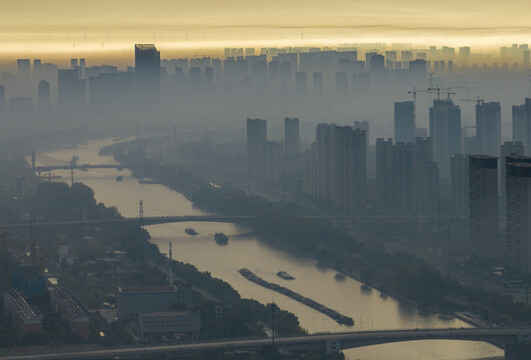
[0,2,531,360]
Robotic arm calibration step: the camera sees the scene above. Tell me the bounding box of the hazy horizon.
[1,0,530,64]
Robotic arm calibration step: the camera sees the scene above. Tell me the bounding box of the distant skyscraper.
[312,72,323,94]
[135,44,161,104]
[476,102,501,156]
[38,80,50,116]
[394,101,415,143]
[512,98,531,155]
[58,69,86,113]
[506,162,531,273]
[295,72,307,95]
[33,59,42,81]
[469,155,498,263]
[429,99,462,177]
[284,117,300,156]
[17,59,31,96]
[332,126,366,214]
[265,141,284,183]
[246,118,267,182]
[335,72,348,94]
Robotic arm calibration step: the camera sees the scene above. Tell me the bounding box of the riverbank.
[100,139,531,331]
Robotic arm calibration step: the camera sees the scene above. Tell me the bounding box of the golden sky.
[0,0,530,62]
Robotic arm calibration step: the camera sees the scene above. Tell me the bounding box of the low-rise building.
[50,287,90,340]
[117,285,192,321]
[139,311,200,341]
[3,289,43,334]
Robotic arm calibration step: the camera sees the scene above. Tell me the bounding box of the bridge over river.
[0,328,529,360]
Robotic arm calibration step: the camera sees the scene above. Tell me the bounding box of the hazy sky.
[1,0,530,61]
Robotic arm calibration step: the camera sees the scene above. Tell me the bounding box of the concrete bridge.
[34,164,126,173]
[1,215,258,229]
[0,328,529,360]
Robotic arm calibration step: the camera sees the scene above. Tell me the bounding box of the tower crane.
[427,85,465,100]
[459,97,484,106]
[407,87,429,126]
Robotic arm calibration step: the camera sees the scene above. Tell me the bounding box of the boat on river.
[185,228,198,236]
[277,271,295,280]
[334,273,346,281]
[214,232,228,245]
[115,175,124,182]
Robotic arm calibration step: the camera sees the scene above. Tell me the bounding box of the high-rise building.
[246,118,267,182]
[393,142,415,215]
[414,137,439,216]
[476,102,501,156]
[38,80,50,117]
[135,44,161,105]
[506,162,531,273]
[512,99,531,155]
[500,142,525,212]
[429,99,462,177]
[284,117,300,156]
[450,154,469,216]
[332,126,366,215]
[17,59,31,96]
[354,121,369,148]
[469,155,498,263]
[316,123,336,201]
[58,69,86,113]
[265,141,284,184]
[312,72,323,94]
[394,101,415,143]
[376,138,394,214]
[295,72,307,95]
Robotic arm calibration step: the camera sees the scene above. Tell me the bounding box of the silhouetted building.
[135,44,161,106]
[394,101,415,143]
[354,121,369,148]
[469,155,498,263]
[246,118,267,181]
[284,117,300,156]
[512,99,531,155]
[500,143,525,213]
[117,285,192,321]
[37,80,50,117]
[58,69,86,113]
[332,126,366,214]
[312,72,323,94]
[16,59,31,96]
[295,72,307,95]
[476,102,501,156]
[506,162,531,273]
[430,99,462,177]
[316,123,336,201]
[451,154,469,216]
[265,141,284,183]
[376,138,394,214]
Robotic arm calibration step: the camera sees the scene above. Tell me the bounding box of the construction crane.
[459,97,484,106]
[427,85,465,100]
[407,87,429,127]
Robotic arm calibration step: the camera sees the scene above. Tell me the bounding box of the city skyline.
[1,0,531,62]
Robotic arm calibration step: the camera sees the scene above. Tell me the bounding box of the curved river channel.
[35,138,502,360]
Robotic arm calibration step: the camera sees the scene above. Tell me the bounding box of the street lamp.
[99,331,105,349]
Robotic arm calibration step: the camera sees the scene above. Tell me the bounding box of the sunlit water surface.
[34,138,503,360]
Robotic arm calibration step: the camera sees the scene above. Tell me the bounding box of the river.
[34,138,502,360]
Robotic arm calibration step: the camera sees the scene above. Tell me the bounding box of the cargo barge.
[238,268,354,326]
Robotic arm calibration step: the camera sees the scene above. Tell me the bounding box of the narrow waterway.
[34,138,503,360]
